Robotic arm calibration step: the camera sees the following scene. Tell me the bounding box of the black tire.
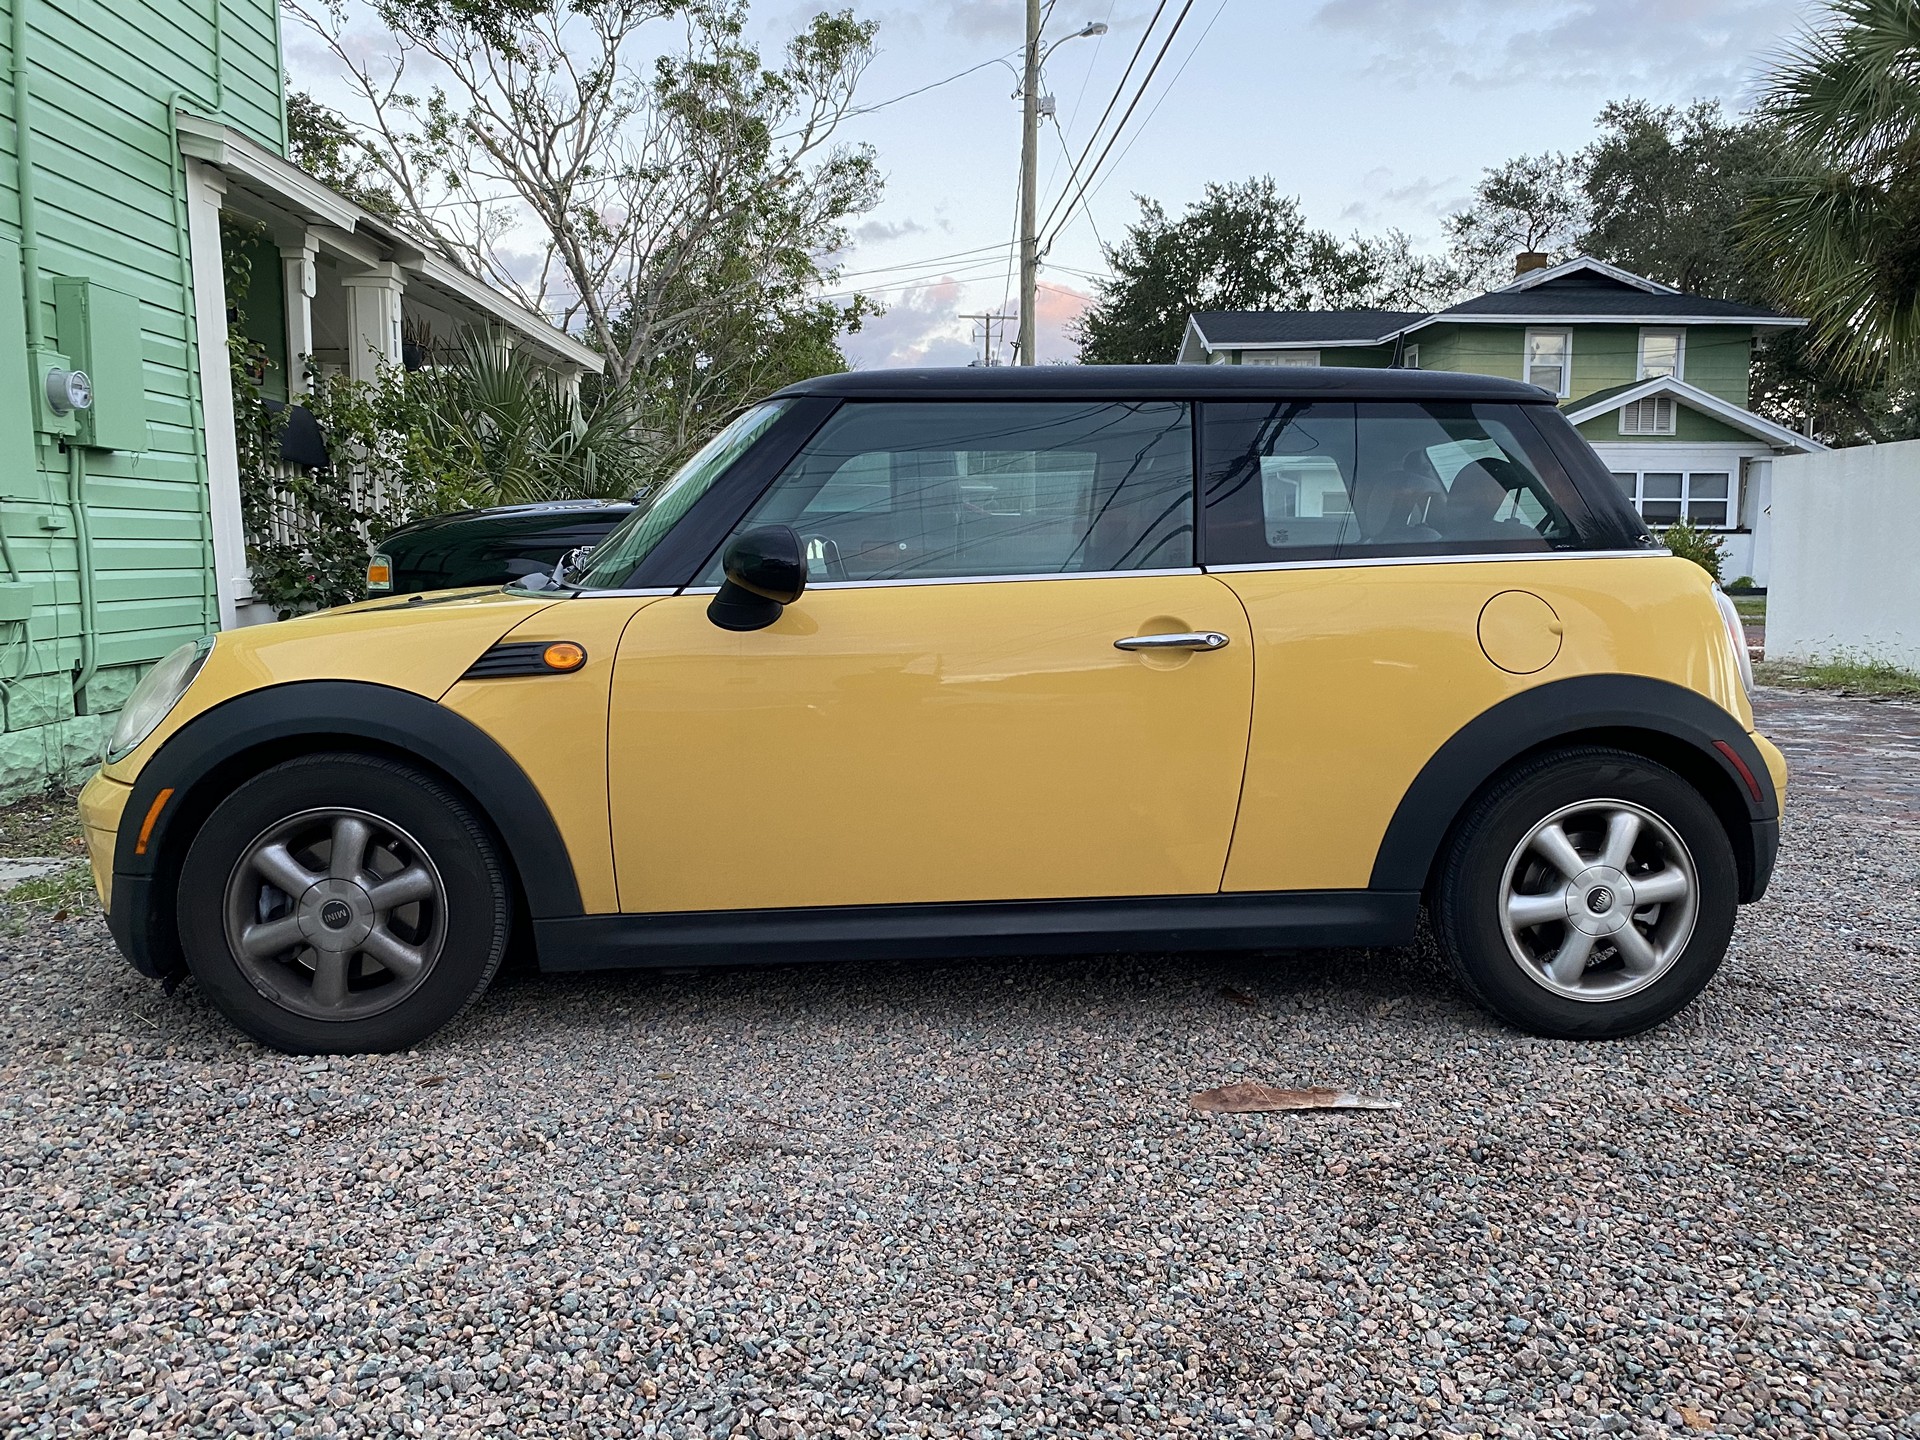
[1432,746,1737,1040]
[177,753,511,1053]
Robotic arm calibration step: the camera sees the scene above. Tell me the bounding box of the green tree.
[1442,153,1587,292]
[284,90,397,217]
[287,0,880,439]
[1075,178,1450,364]
[1580,99,1781,297]
[1740,0,1920,387]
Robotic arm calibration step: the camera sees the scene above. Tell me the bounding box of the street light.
[1018,15,1107,365]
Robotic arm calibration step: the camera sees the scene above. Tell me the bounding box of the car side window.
[704,401,1194,583]
[1201,400,1580,565]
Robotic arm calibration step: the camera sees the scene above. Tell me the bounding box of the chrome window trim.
[1202,549,1666,574]
[676,566,1204,597]
[551,586,680,599]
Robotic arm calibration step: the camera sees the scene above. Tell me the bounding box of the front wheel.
[1432,747,1738,1039]
[177,754,512,1053]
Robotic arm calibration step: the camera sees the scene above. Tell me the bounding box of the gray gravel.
[2,688,1916,1438]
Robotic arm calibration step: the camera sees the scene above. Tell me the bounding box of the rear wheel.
[1433,747,1737,1039]
[177,754,511,1053]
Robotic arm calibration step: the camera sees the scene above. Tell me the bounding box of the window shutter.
[1620,397,1676,435]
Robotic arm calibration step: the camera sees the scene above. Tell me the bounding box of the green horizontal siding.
[0,0,285,793]
[1413,322,1754,408]
[1575,407,1754,445]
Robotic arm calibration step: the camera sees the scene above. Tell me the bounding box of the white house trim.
[1399,313,1806,334]
[183,157,250,628]
[1565,375,1828,452]
[1496,255,1681,295]
[174,111,604,374]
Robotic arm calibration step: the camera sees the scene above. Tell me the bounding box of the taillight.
[366,554,393,592]
[1711,585,1754,698]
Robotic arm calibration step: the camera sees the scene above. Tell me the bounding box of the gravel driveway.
[2,689,1916,1439]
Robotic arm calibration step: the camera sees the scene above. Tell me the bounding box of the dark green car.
[368,498,639,595]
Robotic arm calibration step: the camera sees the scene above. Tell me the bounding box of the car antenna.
[1388,331,1407,369]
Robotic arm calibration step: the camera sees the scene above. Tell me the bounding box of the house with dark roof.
[1175,256,1826,584]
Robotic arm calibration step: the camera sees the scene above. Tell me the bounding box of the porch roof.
[174,112,603,375]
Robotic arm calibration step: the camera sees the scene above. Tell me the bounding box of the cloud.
[840,279,983,368]
[850,217,933,245]
[1337,171,1460,231]
[1309,0,1813,99]
[1026,282,1092,365]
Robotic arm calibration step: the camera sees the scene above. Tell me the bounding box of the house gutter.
[11,0,43,354]
[165,0,226,636]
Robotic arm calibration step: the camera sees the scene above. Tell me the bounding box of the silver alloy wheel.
[221,807,448,1022]
[1497,797,1699,1003]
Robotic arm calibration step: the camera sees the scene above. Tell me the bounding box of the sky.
[286,0,1825,370]
[749,0,1820,367]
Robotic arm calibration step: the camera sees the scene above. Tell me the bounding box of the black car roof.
[772,363,1552,404]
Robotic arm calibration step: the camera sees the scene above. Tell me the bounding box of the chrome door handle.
[1114,631,1231,652]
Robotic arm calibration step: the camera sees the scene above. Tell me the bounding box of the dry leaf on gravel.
[1190,1081,1402,1114]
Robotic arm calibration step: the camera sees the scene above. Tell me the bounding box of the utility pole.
[1017,0,1041,366]
[961,311,1011,366]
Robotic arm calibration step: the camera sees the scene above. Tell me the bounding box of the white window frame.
[1637,327,1686,381]
[1242,349,1320,367]
[1612,468,1738,531]
[1402,344,1420,370]
[1523,328,1572,397]
[1619,396,1678,435]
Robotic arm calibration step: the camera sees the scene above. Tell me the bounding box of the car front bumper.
[78,769,131,914]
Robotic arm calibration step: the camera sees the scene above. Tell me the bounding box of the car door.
[1199,397,1601,894]
[606,398,1254,914]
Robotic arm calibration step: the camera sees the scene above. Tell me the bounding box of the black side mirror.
[708,525,807,631]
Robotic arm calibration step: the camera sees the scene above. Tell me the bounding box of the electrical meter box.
[53,277,148,451]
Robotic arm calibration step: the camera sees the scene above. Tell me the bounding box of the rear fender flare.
[1370,674,1776,897]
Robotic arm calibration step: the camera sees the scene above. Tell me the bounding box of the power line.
[1033,0,1172,247]
[812,257,1019,303]
[831,241,1014,280]
[1039,0,1200,256]
[1047,112,1112,262]
[1080,0,1229,212]
[774,49,1021,140]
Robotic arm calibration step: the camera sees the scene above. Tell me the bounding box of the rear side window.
[1201,401,1584,565]
[707,400,1194,583]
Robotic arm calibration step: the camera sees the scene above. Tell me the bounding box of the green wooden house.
[1177,256,1825,586]
[0,0,597,798]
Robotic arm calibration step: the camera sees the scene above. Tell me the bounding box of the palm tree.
[1740,0,1920,383]
[409,334,653,506]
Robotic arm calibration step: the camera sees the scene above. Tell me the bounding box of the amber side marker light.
[542,642,588,673]
[366,554,393,591]
[134,787,174,856]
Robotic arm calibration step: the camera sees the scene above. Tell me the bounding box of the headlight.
[106,637,213,762]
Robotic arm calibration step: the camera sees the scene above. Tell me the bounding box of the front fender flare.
[110,680,582,977]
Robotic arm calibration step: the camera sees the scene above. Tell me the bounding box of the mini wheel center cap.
[1566,865,1634,937]
[296,878,375,953]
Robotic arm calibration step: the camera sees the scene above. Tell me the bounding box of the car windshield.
[568,400,792,589]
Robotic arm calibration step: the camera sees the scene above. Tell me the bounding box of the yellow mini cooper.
[79,366,1783,1053]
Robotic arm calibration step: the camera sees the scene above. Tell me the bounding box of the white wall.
[1769,441,1920,671]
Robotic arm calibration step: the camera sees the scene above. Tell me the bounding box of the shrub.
[1658,520,1726,583]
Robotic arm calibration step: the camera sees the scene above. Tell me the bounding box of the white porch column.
[277,228,318,394]
[340,262,405,382]
[183,157,249,629]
